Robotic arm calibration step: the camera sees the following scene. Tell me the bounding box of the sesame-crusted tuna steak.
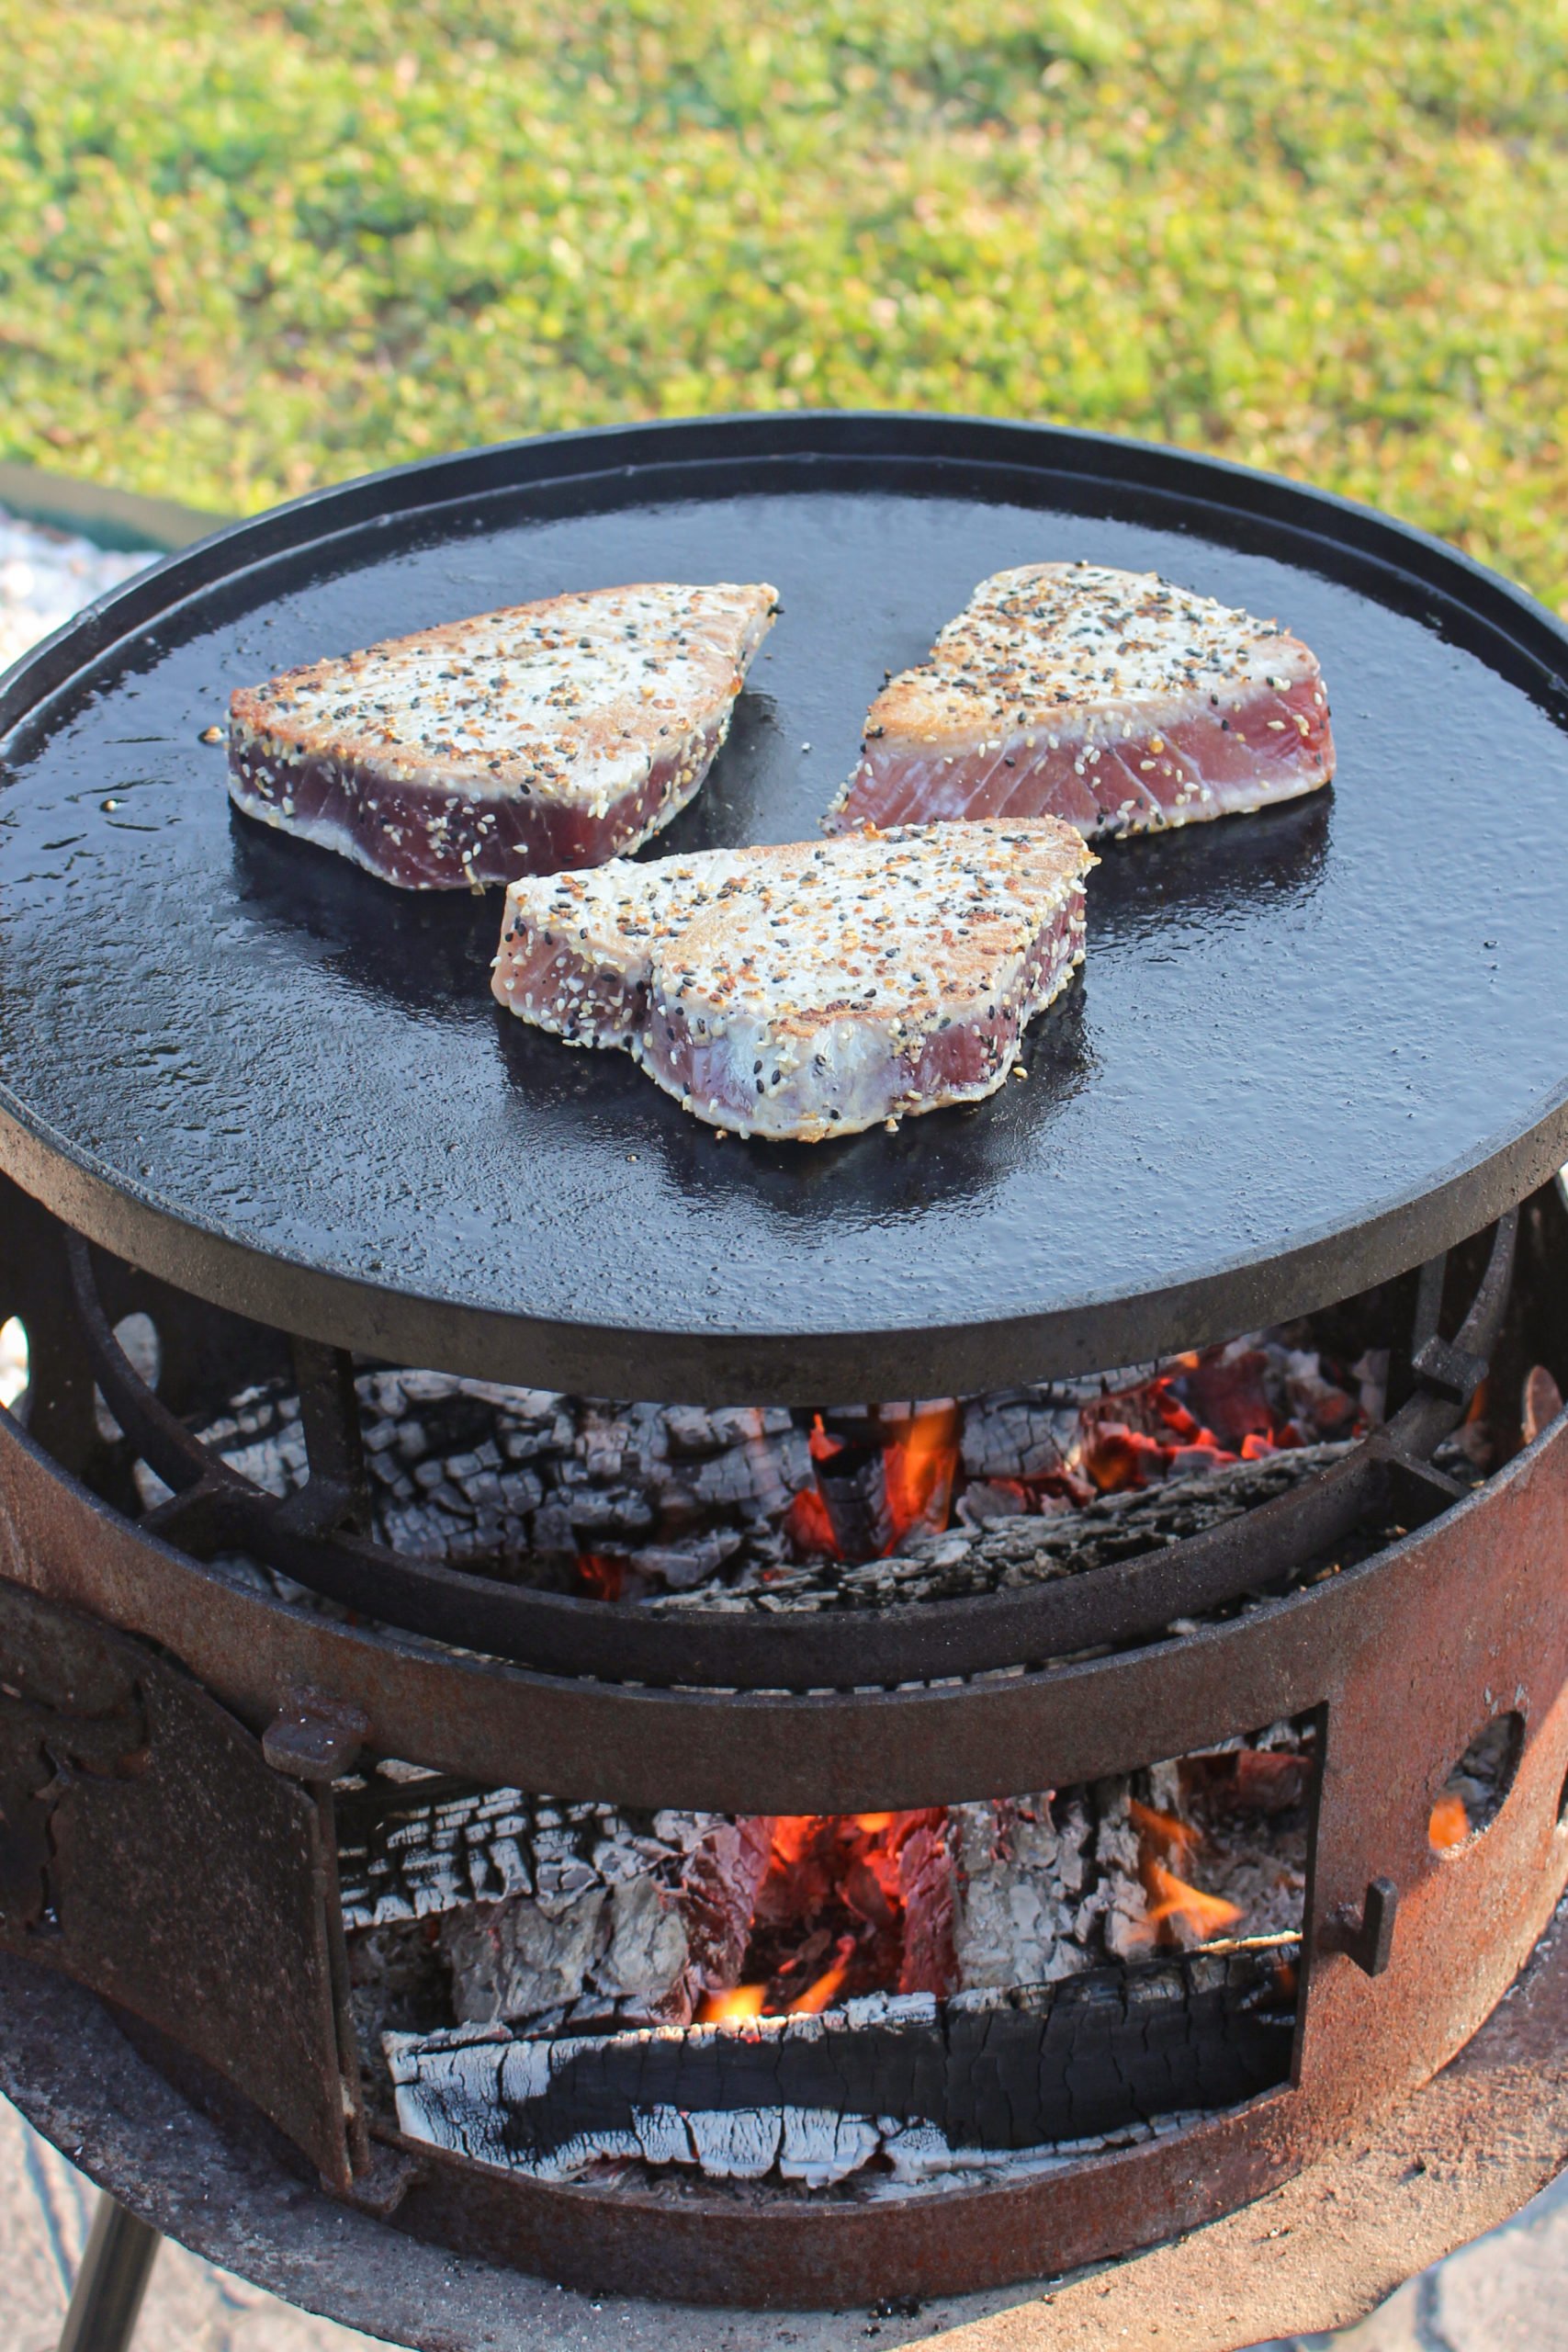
[491,820,1095,1142]
[228,582,778,888]
[825,564,1334,840]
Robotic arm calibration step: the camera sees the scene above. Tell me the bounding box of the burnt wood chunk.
[387,1942,1297,2186]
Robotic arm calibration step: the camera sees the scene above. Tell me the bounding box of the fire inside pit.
[153,1322,1388,1621]
[344,1719,1311,2195]
[68,1238,1523,2207]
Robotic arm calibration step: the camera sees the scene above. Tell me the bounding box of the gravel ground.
[0,506,153,673]
[2,501,1565,2351]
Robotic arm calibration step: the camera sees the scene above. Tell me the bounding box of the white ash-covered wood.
[173,1373,812,1597]
[385,1939,1298,2189]
[339,1773,774,2031]
[649,1442,1349,1612]
[959,1392,1082,1484]
[944,1792,1101,1986]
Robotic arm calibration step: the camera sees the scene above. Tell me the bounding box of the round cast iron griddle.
[1,413,1567,1404]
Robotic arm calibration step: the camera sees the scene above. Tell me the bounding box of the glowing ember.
[726,1808,950,2011]
[781,1481,837,1556]
[786,1343,1360,1559]
[788,1407,962,1561]
[675,1741,1309,2032]
[575,1553,626,1600]
[1429,1793,1471,1850]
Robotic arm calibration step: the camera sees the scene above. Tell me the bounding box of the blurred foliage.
[1,0,1566,607]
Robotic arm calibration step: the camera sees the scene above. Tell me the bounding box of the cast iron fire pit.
[2,413,1567,2347]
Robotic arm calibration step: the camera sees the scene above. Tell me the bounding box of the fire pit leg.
[57,2193,161,2352]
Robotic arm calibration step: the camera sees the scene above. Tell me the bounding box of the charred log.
[386,1940,1298,2188]
[650,1442,1350,1612]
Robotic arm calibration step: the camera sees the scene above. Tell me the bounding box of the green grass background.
[3,0,1566,610]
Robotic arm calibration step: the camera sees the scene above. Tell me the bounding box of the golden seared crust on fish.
[491,819,1095,1141]
[228,581,777,888]
[826,563,1333,840]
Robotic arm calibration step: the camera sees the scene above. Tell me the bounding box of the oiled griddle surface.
[1,414,1566,1399]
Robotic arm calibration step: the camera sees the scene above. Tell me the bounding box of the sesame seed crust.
[226,582,777,888]
[491,819,1095,1142]
[827,563,1334,839]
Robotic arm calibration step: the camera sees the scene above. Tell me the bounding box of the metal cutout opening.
[1430,1713,1524,1852]
[0,1316,28,1413]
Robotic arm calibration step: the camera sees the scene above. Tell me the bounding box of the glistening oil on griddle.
[0,415,1566,1401]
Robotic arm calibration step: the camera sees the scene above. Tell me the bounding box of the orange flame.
[764,1814,824,1867]
[883,1403,961,1549]
[789,1938,855,2014]
[1128,1797,1202,1859]
[697,1983,768,2025]
[1129,1858,1245,1947]
[1429,1793,1470,1850]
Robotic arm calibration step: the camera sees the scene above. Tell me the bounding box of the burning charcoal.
[592,1878,692,2007]
[563,1485,658,1536]
[955,1479,1033,1527]
[180,1310,1374,1642]
[529,1500,576,1554]
[812,1418,892,1560]
[443,1883,610,2023]
[662,1405,722,1454]
[689,1429,813,1516]
[623,1532,744,1591]
[577,1409,633,1480]
[780,2109,883,2188]
[687,2108,784,2179]
[221,1419,310,1500]
[1171,1345,1277,1449]
[651,1442,1350,1615]
[894,1820,956,1996]
[1279,1350,1360,1440]
[347,1781,780,2035]
[1221,1749,1312,1815]
[708,1406,796,1447]
[959,1392,1078,1483]
[681,1817,775,1994]
[337,1774,536,1928]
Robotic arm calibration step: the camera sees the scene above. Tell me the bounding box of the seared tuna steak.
[826,564,1333,840]
[228,582,777,888]
[491,820,1094,1142]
